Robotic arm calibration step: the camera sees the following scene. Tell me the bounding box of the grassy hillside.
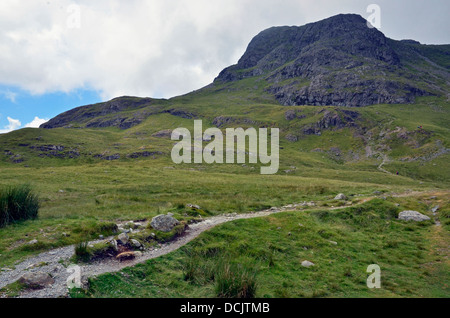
[0,91,448,298]
[71,197,449,298]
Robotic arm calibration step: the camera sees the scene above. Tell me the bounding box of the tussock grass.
[215,260,257,298]
[74,241,92,263]
[0,184,39,228]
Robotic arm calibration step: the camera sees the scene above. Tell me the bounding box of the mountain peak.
[214,13,449,107]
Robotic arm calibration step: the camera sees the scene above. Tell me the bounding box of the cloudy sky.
[0,0,449,133]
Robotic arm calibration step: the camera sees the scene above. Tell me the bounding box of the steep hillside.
[0,13,447,184]
[215,14,450,106]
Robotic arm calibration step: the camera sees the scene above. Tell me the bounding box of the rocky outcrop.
[41,96,155,129]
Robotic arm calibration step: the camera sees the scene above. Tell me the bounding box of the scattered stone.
[18,272,54,289]
[329,241,338,245]
[301,260,315,268]
[131,239,142,248]
[187,204,201,210]
[398,210,431,222]
[28,239,38,245]
[334,193,348,200]
[109,239,118,252]
[59,190,64,193]
[431,206,440,213]
[118,233,129,244]
[150,214,180,232]
[1,268,13,272]
[429,196,437,200]
[99,235,104,239]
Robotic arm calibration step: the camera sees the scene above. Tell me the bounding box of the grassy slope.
[0,91,448,297]
[71,197,449,298]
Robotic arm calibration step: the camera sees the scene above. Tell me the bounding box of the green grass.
[0,92,448,298]
[70,199,449,298]
[0,184,39,228]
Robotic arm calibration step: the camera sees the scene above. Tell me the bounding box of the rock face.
[150,214,180,232]
[18,272,55,289]
[398,211,431,222]
[214,14,448,107]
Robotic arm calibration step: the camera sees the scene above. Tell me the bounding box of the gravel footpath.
[0,208,286,298]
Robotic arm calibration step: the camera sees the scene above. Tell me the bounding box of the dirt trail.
[0,191,442,298]
[0,207,295,298]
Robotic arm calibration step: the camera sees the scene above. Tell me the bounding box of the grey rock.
[334,193,348,200]
[28,239,39,245]
[431,206,440,213]
[398,211,431,222]
[150,214,180,232]
[301,260,315,268]
[117,233,129,244]
[109,239,118,252]
[18,272,55,289]
[131,239,142,248]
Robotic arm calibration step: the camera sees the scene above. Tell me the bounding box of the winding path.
[1,207,300,298]
[0,191,440,298]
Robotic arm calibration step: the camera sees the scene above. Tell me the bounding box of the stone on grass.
[398,211,431,222]
[150,214,180,232]
[131,239,142,248]
[18,272,54,289]
[431,206,440,213]
[301,260,315,268]
[334,193,348,200]
[118,233,129,244]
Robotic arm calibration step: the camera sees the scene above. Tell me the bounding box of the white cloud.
[2,90,17,103]
[25,116,49,128]
[0,116,21,134]
[0,0,448,100]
